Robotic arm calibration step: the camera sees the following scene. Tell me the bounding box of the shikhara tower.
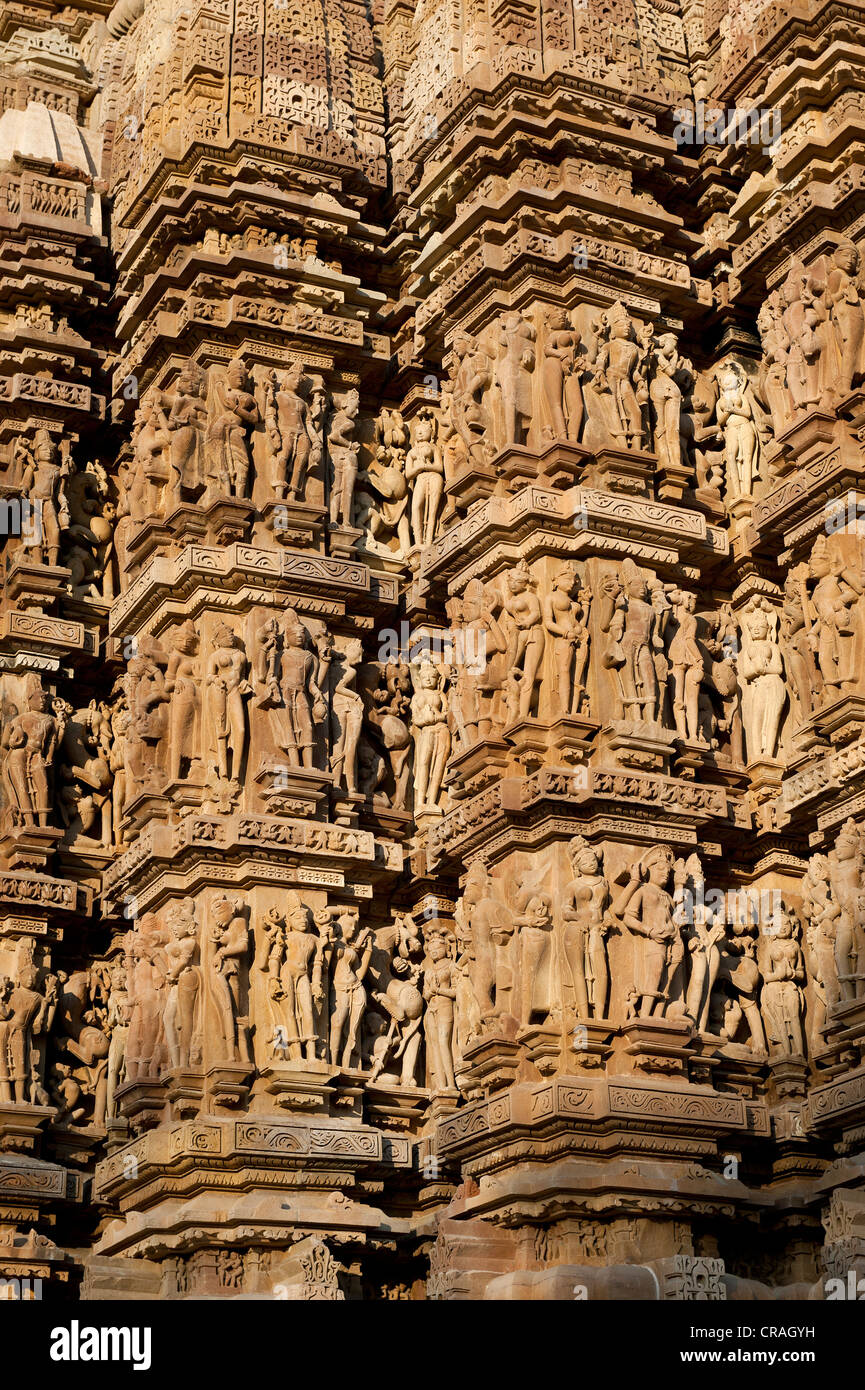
[0,0,864,1301]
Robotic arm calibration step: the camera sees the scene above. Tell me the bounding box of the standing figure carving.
[0,960,58,1105]
[330,639,364,795]
[668,590,704,743]
[514,889,554,1028]
[450,333,494,467]
[650,332,686,479]
[410,662,450,813]
[495,311,536,448]
[328,389,360,528]
[105,958,131,1119]
[543,563,591,717]
[562,838,610,1020]
[17,429,69,566]
[827,243,865,394]
[715,361,763,499]
[405,408,444,549]
[450,580,508,745]
[502,559,544,722]
[803,853,840,1043]
[274,610,327,771]
[461,861,514,1024]
[265,364,315,501]
[738,599,786,760]
[583,302,647,451]
[612,846,683,1020]
[126,918,167,1082]
[167,361,208,500]
[760,907,806,1057]
[204,624,250,788]
[206,358,259,499]
[356,408,411,556]
[541,307,583,442]
[1,676,59,829]
[162,899,201,1072]
[599,559,666,725]
[208,896,251,1064]
[806,536,863,700]
[781,568,821,723]
[827,818,864,1002]
[164,620,200,783]
[328,911,373,1070]
[423,933,458,1091]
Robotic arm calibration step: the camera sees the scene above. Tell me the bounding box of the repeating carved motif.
[0,0,862,1310]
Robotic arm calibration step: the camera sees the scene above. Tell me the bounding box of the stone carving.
[501,559,544,722]
[718,922,767,1055]
[265,365,316,501]
[541,307,583,442]
[206,358,259,499]
[126,917,167,1082]
[1,675,60,829]
[738,598,786,761]
[129,389,172,522]
[162,899,201,1072]
[804,536,864,702]
[460,861,515,1025]
[265,610,327,772]
[583,303,649,452]
[16,429,68,567]
[781,570,821,725]
[667,590,704,743]
[543,564,591,717]
[328,910,372,1070]
[561,838,610,1020]
[356,408,411,556]
[696,605,743,761]
[649,332,687,481]
[204,624,251,789]
[715,361,765,500]
[679,858,724,1032]
[63,462,116,601]
[330,639,364,796]
[105,957,130,1119]
[448,580,508,747]
[827,819,865,1002]
[256,895,327,1064]
[122,639,169,796]
[410,661,451,813]
[405,408,444,549]
[423,932,458,1092]
[760,907,806,1058]
[369,919,424,1086]
[167,361,208,498]
[367,663,412,809]
[207,896,251,1065]
[4,0,864,1305]
[600,559,667,725]
[827,242,865,394]
[514,887,554,1028]
[327,389,360,528]
[164,621,201,784]
[0,956,57,1105]
[803,854,839,1046]
[57,702,113,845]
[449,332,494,469]
[611,847,684,1020]
[52,967,111,1126]
[494,311,536,448]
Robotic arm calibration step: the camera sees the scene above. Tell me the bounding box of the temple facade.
[0,0,864,1301]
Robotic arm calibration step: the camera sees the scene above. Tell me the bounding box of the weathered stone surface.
[0,0,862,1305]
